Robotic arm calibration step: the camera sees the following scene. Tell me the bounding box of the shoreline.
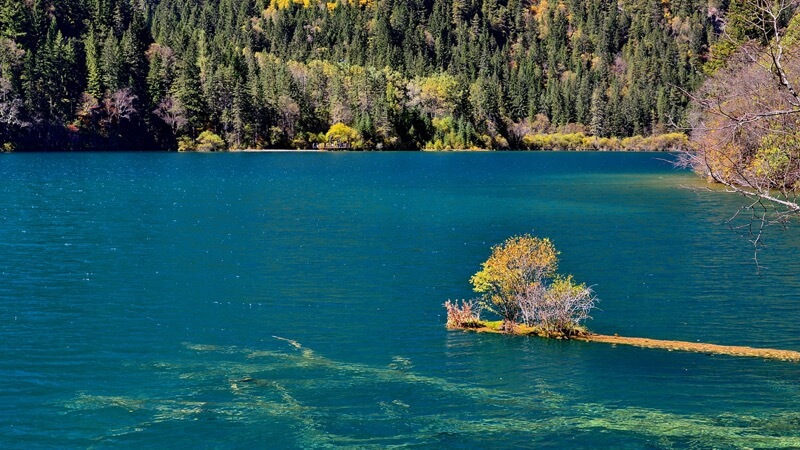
[3,148,683,154]
[224,148,674,153]
[231,149,326,153]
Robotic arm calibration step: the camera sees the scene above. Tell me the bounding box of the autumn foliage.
[443,299,482,328]
[470,235,559,331]
[686,3,800,228]
[448,235,597,335]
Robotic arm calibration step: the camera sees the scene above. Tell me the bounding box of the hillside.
[0,0,722,150]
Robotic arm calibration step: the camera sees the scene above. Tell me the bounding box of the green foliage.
[750,133,800,181]
[0,0,721,150]
[704,40,739,76]
[84,28,102,98]
[100,31,121,93]
[195,131,225,152]
[426,116,479,150]
[176,135,195,152]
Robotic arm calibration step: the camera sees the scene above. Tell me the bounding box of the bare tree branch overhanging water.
[683,0,800,265]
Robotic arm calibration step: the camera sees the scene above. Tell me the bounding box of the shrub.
[519,132,689,152]
[325,122,360,148]
[291,135,309,150]
[470,235,558,327]
[177,136,195,152]
[443,299,483,328]
[467,234,597,335]
[196,131,226,152]
[518,275,596,335]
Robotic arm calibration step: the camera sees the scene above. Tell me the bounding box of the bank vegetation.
[685,0,800,256]
[1,0,717,151]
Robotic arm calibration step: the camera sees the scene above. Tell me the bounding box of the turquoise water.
[1,152,799,448]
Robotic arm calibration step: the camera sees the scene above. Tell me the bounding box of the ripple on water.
[1,152,799,448]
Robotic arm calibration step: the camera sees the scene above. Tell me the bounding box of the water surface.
[1,152,799,448]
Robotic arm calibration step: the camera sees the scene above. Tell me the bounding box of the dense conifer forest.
[0,0,725,150]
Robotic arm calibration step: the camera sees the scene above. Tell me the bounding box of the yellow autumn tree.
[470,235,558,330]
[465,234,597,335]
[325,122,360,148]
[406,73,461,119]
[195,131,226,152]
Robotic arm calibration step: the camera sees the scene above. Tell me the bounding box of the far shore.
[221,147,672,153]
[229,149,326,153]
[3,147,684,153]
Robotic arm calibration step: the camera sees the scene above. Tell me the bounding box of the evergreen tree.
[590,84,607,137]
[0,0,722,150]
[85,27,103,98]
[172,40,206,135]
[101,31,121,93]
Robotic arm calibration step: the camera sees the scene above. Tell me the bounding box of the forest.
[0,0,724,151]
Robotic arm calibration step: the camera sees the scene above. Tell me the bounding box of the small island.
[446,235,800,362]
[445,234,597,337]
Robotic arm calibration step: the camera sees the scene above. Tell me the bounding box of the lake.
[1,152,799,448]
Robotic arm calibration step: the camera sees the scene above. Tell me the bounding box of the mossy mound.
[449,320,590,339]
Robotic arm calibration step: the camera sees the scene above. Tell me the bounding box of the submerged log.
[580,334,800,362]
[448,323,800,362]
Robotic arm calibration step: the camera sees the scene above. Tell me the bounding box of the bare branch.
[0,77,28,129]
[104,88,138,124]
[154,95,188,134]
[682,2,800,263]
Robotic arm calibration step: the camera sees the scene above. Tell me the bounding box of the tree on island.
[446,235,597,337]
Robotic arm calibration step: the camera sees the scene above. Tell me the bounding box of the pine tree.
[0,0,27,40]
[172,41,206,135]
[85,27,103,98]
[121,11,149,99]
[101,31,121,93]
[590,84,607,137]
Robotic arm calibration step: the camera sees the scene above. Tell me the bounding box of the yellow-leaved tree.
[196,131,226,152]
[325,123,360,149]
[470,235,558,330]
[462,234,596,335]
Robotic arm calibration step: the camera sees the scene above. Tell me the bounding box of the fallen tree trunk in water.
[580,334,800,362]
[448,323,800,362]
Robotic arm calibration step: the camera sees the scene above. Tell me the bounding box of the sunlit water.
[1,152,799,448]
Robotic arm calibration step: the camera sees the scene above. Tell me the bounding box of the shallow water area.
[1,151,800,448]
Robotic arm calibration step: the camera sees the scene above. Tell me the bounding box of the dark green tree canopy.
[0,0,721,150]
